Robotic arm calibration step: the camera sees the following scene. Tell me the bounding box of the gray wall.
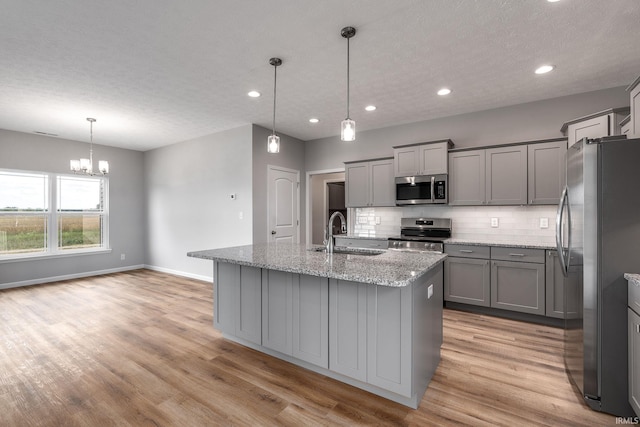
[252,124,306,244]
[305,86,629,171]
[310,172,345,244]
[144,125,253,280]
[0,129,145,287]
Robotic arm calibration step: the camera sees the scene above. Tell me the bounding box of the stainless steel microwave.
[395,174,448,205]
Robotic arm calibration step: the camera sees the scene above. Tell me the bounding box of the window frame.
[0,168,110,262]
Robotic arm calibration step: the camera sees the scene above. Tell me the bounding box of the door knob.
[271,230,276,235]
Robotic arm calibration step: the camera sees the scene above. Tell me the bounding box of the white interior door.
[268,166,299,243]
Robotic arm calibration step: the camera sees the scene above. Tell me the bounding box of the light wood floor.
[0,269,615,426]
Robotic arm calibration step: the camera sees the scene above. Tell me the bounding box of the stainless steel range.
[388,218,451,253]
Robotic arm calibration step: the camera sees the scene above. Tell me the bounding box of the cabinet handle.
[509,253,526,257]
[459,250,474,253]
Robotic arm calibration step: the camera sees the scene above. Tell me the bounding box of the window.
[0,170,108,259]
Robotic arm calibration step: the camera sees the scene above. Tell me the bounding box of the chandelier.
[70,118,109,175]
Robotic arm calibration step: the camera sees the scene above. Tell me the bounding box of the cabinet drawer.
[444,244,490,259]
[491,247,545,264]
[335,237,388,250]
[630,278,640,315]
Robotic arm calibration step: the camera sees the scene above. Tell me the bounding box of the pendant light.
[70,118,109,175]
[267,57,282,153]
[340,26,356,142]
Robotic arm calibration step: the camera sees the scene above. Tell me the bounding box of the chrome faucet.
[325,211,346,253]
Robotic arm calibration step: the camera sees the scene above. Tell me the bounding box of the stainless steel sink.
[308,247,385,256]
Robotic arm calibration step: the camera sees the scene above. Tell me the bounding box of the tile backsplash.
[352,205,557,244]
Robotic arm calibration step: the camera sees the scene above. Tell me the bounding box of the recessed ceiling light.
[437,88,452,96]
[247,91,261,98]
[535,65,555,74]
[365,105,376,111]
[547,0,560,3]
[309,118,319,123]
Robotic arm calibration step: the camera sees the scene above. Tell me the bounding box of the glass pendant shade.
[341,119,355,142]
[98,160,109,174]
[267,134,280,153]
[70,160,80,172]
[80,158,91,172]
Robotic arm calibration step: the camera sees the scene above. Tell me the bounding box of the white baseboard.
[0,264,146,290]
[144,264,212,282]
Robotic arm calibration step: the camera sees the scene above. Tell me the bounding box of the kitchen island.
[187,243,446,408]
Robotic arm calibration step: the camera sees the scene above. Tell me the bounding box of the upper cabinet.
[393,140,454,177]
[485,145,528,205]
[449,138,567,206]
[561,107,630,148]
[527,140,567,205]
[627,75,640,137]
[345,157,395,208]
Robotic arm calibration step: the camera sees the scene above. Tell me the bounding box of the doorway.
[308,171,346,245]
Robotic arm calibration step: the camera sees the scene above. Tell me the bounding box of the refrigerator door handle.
[556,186,569,277]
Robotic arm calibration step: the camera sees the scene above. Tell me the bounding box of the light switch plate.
[491,217,499,228]
[358,216,368,224]
[540,217,549,229]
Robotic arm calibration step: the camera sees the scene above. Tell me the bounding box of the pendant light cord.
[272,64,277,134]
[346,36,350,119]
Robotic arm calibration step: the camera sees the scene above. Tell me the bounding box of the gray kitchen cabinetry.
[345,157,395,208]
[366,263,443,398]
[621,115,632,136]
[292,274,329,368]
[485,145,528,205]
[262,270,329,369]
[629,276,640,416]
[214,262,262,345]
[545,250,580,319]
[561,107,630,148]
[443,244,491,307]
[628,75,640,137]
[329,279,368,381]
[393,140,453,177]
[491,247,545,316]
[448,150,486,205]
[528,140,567,205]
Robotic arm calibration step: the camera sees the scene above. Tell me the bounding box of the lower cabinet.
[630,308,640,416]
[328,280,368,382]
[491,260,545,316]
[262,269,294,355]
[444,257,491,307]
[214,262,262,345]
[292,274,329,368]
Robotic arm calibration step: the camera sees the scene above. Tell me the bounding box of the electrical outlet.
[238,211,243,220]
[375,216,381,225]
[491,217,499,228]
[540,217,549,229]
[120,253,125,260]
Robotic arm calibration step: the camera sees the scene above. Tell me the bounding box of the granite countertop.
[443,238,557,250]
[624,273,640,287]
[187,243,446,287]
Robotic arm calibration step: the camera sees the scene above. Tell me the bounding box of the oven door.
[395,174,447,205]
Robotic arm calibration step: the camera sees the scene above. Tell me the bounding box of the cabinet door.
[419,142,448,175]
[292,275,328,368]
[567,115,609,148]
[631,82,640,137]
[444,257,491,307]
[448,150,486,205]
[491,260,545,316]
[629,308,640,416]
[262,269,293,355]
[528,141,567,205]
[486,145,528,205]
[235,266,262,345]
[394,146,419,177]
[214,262,239,334]
[345,162,370,208]
[366,284,412,397]
[329,279,367,382]
[369,159,395,206]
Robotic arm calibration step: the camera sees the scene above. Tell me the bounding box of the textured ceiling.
[1,0,639,151]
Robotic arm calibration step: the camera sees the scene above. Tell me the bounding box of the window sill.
[0,248,113,264]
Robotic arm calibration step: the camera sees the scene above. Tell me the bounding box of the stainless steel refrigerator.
[556,136,639,416]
